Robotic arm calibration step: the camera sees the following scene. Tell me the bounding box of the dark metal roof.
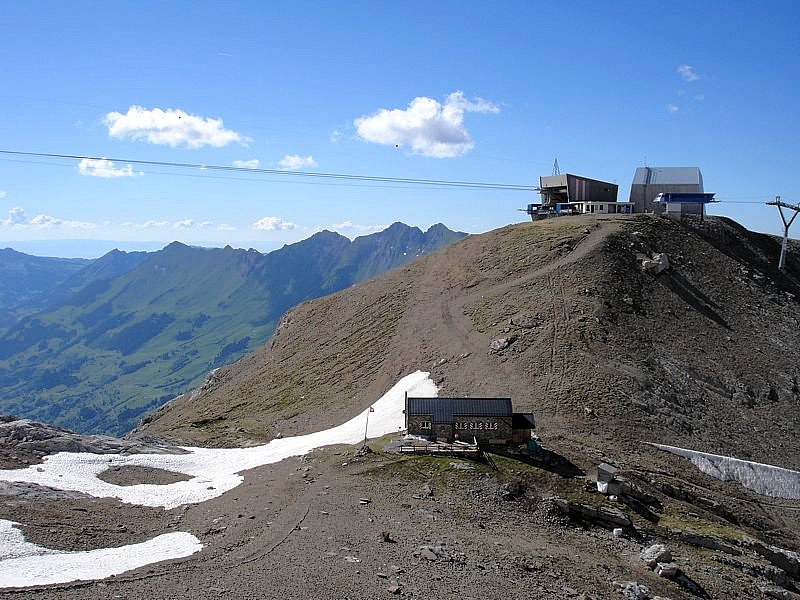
[407,397,512,423]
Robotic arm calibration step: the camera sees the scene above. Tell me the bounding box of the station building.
[629,166,704,214]
[405,396,535,446]
[524,173,632,220]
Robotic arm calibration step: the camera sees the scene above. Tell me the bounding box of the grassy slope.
[0,243,269,434]
[0,226,468,435]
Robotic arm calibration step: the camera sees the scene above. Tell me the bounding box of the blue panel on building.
[653,192,716,204]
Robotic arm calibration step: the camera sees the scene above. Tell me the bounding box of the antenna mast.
[552,158,560,176]
[766,195,800,270]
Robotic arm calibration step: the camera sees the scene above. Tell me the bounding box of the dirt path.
[435,220,618,397]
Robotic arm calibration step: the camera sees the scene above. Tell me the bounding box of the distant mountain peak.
[0,221,468,435]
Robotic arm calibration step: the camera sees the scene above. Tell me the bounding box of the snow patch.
[0,371,435,509]
[650,443,800,500]
[0,372,437,587]
[0,520,201,588]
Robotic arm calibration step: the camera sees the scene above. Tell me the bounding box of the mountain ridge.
[0,223,467,435]
[137,215,800,467]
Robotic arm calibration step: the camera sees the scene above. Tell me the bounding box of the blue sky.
[1,0,798,257]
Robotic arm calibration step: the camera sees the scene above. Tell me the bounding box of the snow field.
[650,443,800,500]
[0,371,438,587]
[0,520,202,588]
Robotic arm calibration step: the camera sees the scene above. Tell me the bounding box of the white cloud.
[1,207,27,226]
[0,191,6,199]
[29,215,59,227]
[330,129,343,143]
[78,158,140,178]
[105,105,250,149]
[9,207,26,224]
[354,91,500,158]
[233,159,260,169]
[173,219,194,229]
[667,104,679,113]
[217,224,236,231]
[278,154,317,171]
[141,220,170,229]
[677,64,700,82]
[199,221,214,229]
[2,207,95,230]
[29,214,96,229]
[329,220,386,235]
[253,216,298,231]
[694,94,705,101]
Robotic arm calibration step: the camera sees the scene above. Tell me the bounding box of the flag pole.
[363,406,370,446]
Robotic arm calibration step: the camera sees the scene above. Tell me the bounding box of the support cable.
[0,150,536,192]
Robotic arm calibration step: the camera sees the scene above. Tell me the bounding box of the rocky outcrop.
[551,498,632,529]
[0,416,187,467]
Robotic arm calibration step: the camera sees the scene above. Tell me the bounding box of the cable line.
[0,150,537,192]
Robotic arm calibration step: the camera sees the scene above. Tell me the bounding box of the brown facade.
[539,174,619,206]
[408,413,513,444]
[405,397,533,446]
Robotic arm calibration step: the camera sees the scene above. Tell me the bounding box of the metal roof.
[540,173,617,188]
[632,167,703,186]
[406,397,512,422]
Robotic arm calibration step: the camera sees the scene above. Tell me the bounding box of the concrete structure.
[525,173,632,220]
[629,167,704,214]
[405,396,535,446]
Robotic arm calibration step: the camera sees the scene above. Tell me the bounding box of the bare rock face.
[746,539,800,579]
[552,498,633,529]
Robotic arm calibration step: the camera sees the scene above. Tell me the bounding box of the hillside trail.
[436,219,620,397]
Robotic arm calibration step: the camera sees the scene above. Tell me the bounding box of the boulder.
[745,539,800,579]
[641,253,670,274]
[655,563,679,578]
[501,479,525,501]
[640,544,672,568]
[510,314,540,329]
[612,581,650,600]
[489,336,516,353]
